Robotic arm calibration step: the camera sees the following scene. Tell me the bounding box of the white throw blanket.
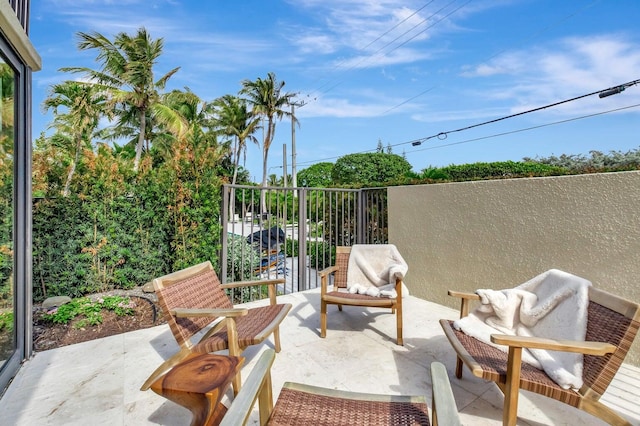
[453,269,591,390]
[346,244,408,298]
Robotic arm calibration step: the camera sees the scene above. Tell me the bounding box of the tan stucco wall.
[388,171,640,366]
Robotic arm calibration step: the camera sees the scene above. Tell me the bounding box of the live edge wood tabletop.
[150,353,244,426]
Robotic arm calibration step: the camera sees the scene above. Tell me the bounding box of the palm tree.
[213,94,261,221]
[213,94,260,186]
[42,81,106,196]
[240,72,297,210]
[60,27,180,172]
[160,89,225,175]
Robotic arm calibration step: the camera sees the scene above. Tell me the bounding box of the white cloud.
[292,33,338,55]
[458,34,640,116]
[301,95,390,118]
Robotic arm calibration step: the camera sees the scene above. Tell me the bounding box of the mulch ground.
[32,293,166,352]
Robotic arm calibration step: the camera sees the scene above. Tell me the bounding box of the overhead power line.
[294,79,640,167]
[408,78,640,147]
[306,0,467,101]
[411,103,640,154]
[379,1,600,116]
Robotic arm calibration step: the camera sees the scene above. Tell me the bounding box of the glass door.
[0,56,14,373]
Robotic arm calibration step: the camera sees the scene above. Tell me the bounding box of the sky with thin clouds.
[30,0,640,181]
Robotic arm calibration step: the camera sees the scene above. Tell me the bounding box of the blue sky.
[30,0,640,181]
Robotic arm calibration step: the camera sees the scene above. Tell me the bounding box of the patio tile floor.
[1,288,638,425]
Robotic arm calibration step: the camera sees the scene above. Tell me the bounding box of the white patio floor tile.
[1,288,638,425]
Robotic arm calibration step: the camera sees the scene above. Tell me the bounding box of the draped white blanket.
[453,269,591,390]
[346,244,408,298]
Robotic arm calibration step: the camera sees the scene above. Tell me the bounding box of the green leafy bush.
[524,149,640,173]
[308,241,335,271]
[42,296,136,329]
[0,311,13,332]
[420,161,568,182]
[226,233,261,282]
[333,153,412,186]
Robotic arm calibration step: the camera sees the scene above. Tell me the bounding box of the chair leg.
[580,397,633,426]
[320,300,327,338]
[455,357,463,379]
[396,301,403,346]
[273,326,282,353]
[503,346,523,426]
[226,319,242,396]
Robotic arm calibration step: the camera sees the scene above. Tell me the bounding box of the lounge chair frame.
[140,261,291,394]
[319,246,404,345]
[220,349,461,426]
[440,286,640,426]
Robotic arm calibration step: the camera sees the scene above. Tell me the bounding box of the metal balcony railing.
[220,184,387,302]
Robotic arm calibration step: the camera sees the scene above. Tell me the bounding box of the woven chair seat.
[219,350,462,426]
[268,384,430,425]
[324,290,397,304]
[446,321,581,406]
[193,304,290,352]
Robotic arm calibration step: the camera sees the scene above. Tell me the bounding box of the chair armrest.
[447,290,480,300]
[447,290,480,318]
[220,349,276,426]
[490,334,617,356]
[430,362,461,426]
[319,265,340,295]
[318,265,339,278]
[221,279,286,306]
[220,278,285,289]
[171,307,248,318]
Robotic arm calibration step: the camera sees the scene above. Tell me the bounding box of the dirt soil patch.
[33,293,166,352]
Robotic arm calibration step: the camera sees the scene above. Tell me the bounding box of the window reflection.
[0,59,14,368]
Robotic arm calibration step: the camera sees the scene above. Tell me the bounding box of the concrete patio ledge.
[1,288,638,425]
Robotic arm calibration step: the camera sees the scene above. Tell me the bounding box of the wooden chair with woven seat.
[140,261,292,395]
[219,348,462,426]
[319,245,406,345]
[440,286,640,426]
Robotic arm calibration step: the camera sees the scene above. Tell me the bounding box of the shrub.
[42,296,136,329]
[308,241,335,271]
[226,233,261,282]
[0,311,13,332]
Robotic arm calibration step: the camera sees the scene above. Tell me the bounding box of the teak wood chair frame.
[319,246,404,345]
[440,286,640,426]
[219,349,462,426]
[140,261,292,395]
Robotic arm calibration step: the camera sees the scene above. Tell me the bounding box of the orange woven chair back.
[333,246,351,289]
[582,294,640,396]
[155,269,233,348]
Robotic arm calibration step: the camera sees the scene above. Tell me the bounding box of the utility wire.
[294,80,640,167]
[383,0,601,114]
[357,1,436,54]
[411,103,640,154]
[305,1,437,97]
[306,0,465,100]
[407,78,640,147]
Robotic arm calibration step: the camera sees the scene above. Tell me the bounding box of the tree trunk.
[260,118,275,214]
[230,137,240,222]
[63,137,82,197]
[133,109,147,173]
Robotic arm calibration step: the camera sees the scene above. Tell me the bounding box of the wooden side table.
[150,353,244,426]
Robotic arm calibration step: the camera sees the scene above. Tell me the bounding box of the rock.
[142,282,155,293]
[42,296,72,310]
